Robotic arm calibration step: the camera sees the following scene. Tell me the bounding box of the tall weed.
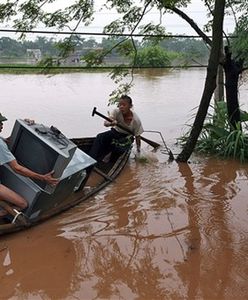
[179,101,248,162]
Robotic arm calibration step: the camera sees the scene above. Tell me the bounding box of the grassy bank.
[0,64,119,74]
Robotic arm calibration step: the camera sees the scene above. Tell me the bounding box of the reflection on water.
[0,221,76,299]
[1,69,248,299]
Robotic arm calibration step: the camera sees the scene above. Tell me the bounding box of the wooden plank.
[93,167,113,181]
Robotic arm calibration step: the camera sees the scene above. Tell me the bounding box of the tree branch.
[164,5,212,47]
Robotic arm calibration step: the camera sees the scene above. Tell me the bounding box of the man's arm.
[8,160,59,186]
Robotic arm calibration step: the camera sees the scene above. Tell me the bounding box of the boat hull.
[0,137,131,236]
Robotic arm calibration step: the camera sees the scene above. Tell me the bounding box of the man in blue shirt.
[0,113,59,224]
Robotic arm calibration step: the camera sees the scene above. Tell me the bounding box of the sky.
[0,0,237,40]
[90,1,236,35]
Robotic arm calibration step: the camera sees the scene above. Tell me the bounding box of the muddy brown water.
[0,69,248,299]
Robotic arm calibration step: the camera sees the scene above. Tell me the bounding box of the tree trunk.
[223,46,243,128]
[214,40,224,102]
[176,0,226,162]
[214,64,224,102]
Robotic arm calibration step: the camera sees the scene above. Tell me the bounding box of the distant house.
[66,51,81,64]
[65,48,104,65]
[26,49,42,62]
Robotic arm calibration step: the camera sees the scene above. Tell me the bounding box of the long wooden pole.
[92,107,161,149]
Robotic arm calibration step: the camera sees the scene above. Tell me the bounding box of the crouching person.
[0,113,59,225]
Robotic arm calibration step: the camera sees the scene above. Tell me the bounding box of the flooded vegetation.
[1,69,248,299]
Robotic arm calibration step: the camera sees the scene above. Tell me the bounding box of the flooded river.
[0,69,248,299]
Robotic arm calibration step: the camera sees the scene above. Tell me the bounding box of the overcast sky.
[90,1,236,35]
[1,1,236,40]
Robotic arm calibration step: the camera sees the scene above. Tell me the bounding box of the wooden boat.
[0,120,131,236]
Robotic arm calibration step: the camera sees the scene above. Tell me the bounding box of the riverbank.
[0,64,105,74]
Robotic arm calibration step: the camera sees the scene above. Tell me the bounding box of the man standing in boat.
[0,113,59,224]
[89,95,144,162]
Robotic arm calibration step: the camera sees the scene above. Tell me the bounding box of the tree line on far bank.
[0,35,209,67]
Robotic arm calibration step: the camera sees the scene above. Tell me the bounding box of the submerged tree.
[176,0,225,162]
[0,0,247,161]
[223,30,248,128]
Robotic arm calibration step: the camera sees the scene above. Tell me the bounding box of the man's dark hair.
[120,95,133,107]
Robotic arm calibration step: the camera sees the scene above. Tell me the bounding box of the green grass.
[0,63,114,74]
[179,101,248,163]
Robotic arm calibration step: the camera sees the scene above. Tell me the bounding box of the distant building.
[26,49,42,62]
[65,48,104,65]
[66,50,81,64]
